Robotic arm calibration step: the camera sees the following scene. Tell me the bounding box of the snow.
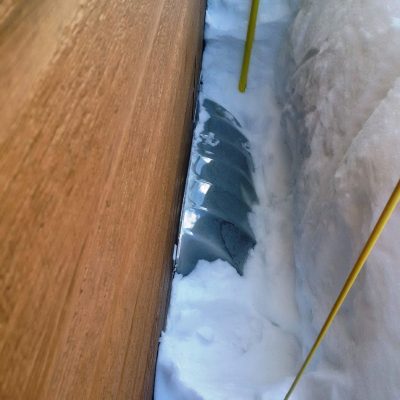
[155,1,301,398]
[155,0,400,399]
[156,260,298,399]
[283,1,400,399]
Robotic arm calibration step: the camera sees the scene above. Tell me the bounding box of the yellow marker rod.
[284,178,400,400]
[239,0,260,92]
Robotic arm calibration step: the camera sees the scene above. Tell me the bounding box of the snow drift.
[283,0,400,398]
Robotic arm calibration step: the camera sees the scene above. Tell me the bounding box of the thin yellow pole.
[284,178,400,400]
[239,0,260,92]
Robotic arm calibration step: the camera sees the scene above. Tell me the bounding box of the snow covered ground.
[155,1,400,399]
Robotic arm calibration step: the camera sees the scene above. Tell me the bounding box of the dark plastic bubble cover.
[175,99,258,276]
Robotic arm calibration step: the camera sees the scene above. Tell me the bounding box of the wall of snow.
[283,1,400,398]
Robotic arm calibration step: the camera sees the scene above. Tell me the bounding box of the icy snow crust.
[155,0,400,399]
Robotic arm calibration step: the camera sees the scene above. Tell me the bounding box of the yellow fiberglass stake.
[239,0,260,92]
[284,178,400,400]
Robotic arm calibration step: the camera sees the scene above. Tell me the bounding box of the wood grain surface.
[0,0,205,398]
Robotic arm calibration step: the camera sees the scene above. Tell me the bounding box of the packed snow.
[155,0,400,399]
[282,0,400,399]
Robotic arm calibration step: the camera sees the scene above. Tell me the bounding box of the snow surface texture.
[155,1,302,399]
[281,1,400,399]
[155,0,400,399]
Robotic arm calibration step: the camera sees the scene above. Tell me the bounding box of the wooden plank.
[0,0,205,398]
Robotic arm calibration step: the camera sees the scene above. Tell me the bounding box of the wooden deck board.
[0,0,205,398]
